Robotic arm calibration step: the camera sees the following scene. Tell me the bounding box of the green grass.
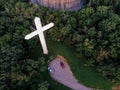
[28,39,70,90]
[28,38,112,90]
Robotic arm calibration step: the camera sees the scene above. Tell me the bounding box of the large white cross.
[25,17,54,54]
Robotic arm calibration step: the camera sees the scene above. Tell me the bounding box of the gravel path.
[48,56,92,90]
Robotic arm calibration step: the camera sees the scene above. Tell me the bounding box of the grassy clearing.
[47,39,112,90]
[28,39,70,90]
[28,38,112,90]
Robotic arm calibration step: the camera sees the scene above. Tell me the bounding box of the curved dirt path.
[48,56,92,90]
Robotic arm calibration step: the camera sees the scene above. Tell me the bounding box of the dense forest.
[0,0,120,90]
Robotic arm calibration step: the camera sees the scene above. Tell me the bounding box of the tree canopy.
[0,0,120,89]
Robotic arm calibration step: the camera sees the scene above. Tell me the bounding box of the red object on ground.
[60,62,65,68]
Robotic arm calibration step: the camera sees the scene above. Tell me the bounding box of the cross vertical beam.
[25,17,54,54]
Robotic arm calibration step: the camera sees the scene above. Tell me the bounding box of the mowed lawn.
[28,38,112,90]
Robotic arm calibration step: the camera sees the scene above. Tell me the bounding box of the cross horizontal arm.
[24,17,55,55]
[25,30,38,40]
[42,23,54,32]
